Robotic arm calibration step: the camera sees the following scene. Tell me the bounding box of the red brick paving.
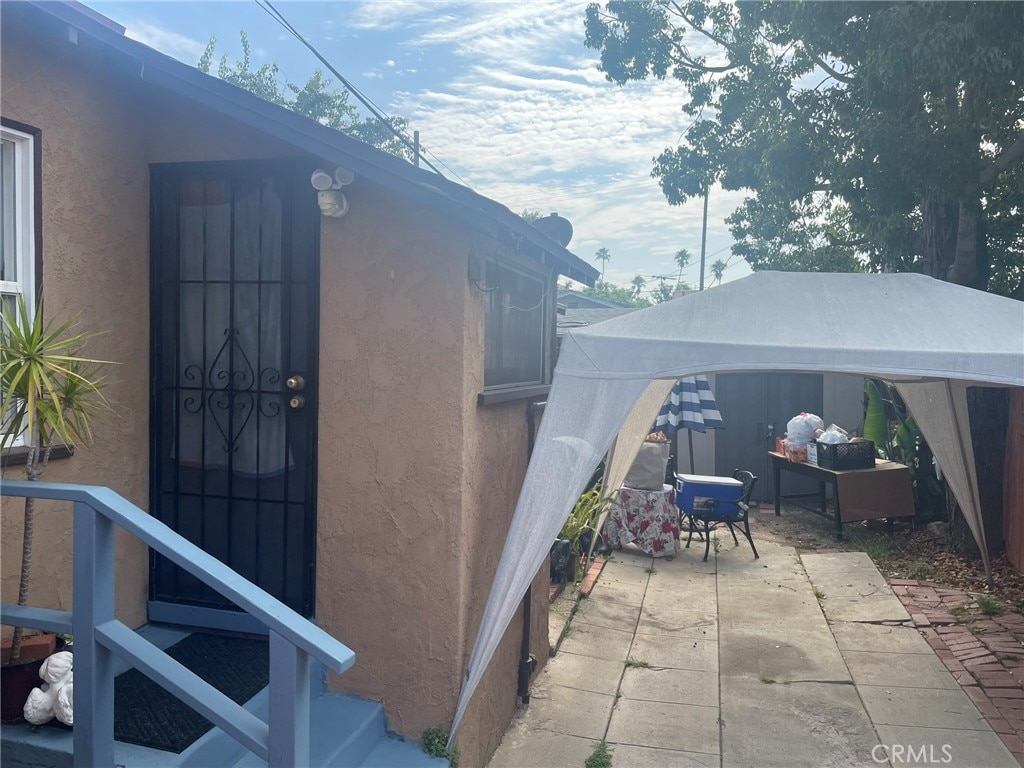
[893,578,1024,766]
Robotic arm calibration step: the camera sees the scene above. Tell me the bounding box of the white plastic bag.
[786,413,824,443]
[818,424,850,445]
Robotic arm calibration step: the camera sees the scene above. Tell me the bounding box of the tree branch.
[810,53,854,84]
[968,132,1024,195]
[943,81,959,120]
[659,6,740,73]
[825,233,869,247]
[668,1,733,49]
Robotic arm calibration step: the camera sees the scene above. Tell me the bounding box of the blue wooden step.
[231,692,385,767]
[0,622,439,768]
[359,735,451,768]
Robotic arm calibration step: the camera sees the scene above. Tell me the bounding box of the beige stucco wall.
[314,180,468,730]
[3,8,549,760]
[315,182,552,763]
[2,15,152,627]
[1,9,301,628]
[452,264,551,766]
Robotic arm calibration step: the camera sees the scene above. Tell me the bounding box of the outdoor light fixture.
[311,167,354,218]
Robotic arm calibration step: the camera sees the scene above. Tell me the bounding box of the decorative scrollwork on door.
[181,328,282,453]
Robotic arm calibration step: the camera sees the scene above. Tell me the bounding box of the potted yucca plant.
[0,296,111,721]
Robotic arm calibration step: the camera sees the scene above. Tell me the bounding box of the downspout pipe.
[518,400,546,703]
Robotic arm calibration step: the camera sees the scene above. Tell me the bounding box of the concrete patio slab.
[619,667,718,707]
[541,651,627,696]
[843,650,961,690]
[516,683,616,740]
[820,594,910,623]
[716,580,824,621]
[829,621,934,655]
[600,562,653,587]
[804,572,894,598]
[641,585,716,613]
[653,552,718,574]
[719,678,881,768]
[643,567,715,588]
[491,529,1015,768]
[635,606,716,639]
[718,625,852,682]
[801,551,878,574]
[573,597,642,633]
[606,698,719,754]
[628,634,718,672]
[488,726,598,768]
[557,622,634,662]
[858,685,991,730]
[607,744,719,768]
[873,725,1018,768]
[586,579,647,607]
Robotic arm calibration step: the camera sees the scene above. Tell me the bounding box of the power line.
[256,0,462,182]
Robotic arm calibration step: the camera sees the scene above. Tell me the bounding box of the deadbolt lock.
[289,395,305,410]
[286,375,306,391]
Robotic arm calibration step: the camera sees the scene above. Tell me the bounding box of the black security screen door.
[150,162,318,618]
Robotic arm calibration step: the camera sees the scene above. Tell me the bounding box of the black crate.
[815,440,876,470]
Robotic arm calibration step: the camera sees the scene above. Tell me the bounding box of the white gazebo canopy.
[451,271,1024,740]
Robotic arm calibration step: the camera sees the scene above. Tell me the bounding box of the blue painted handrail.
[0,480,354,767]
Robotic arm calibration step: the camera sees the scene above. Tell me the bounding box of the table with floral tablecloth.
[600,484,679,557]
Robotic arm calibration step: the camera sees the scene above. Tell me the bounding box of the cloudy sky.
[91,0,752,294]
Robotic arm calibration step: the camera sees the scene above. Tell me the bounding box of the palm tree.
[630,274,646,300]
[1,297,112,662]
[594,247,611,280]
[711,259,727,285]
[674,248,692,285]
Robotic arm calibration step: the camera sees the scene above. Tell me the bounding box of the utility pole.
[413,130,421,168]
[699,189,709,291]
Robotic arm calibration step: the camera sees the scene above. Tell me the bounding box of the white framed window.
[1,124,38,448]
[1,125,35,316]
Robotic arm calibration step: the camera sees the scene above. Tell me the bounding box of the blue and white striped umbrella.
[652,375,724,435]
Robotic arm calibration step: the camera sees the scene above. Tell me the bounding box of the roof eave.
[27,0,599,286]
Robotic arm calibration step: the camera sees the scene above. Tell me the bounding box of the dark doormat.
[114,632,269,753]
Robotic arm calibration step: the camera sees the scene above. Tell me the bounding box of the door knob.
[289,395,305,410]
[286,375,306,391]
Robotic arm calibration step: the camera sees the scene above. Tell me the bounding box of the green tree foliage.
[584,1,1024,296]
[575,280,652,308]
[710,259,726,285]
[674,248,692,284]
[594,246,612,279]
[652,278,675,303]
[630,274,647,299]
[199,32,412,160]
[520,209,544,223]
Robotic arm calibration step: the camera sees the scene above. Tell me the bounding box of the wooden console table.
[768,451,915,538]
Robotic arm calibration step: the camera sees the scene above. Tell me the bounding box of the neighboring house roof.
[556,307,638,336]
[24,1,598,286]
[556,290,626,309]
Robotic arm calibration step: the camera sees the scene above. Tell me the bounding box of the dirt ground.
[744,501,1024,614]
